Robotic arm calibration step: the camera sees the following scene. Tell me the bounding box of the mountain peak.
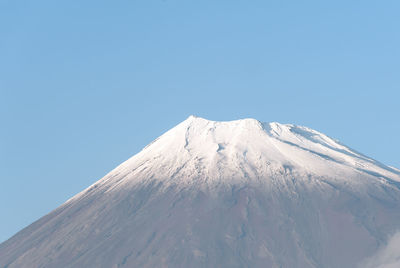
[2,117,400,268]
[184,115,263,126]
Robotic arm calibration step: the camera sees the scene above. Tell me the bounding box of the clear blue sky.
[1,0,399,243]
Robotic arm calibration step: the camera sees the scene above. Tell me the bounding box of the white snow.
[77,115,399,195]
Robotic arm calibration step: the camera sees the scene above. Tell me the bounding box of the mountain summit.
[1,116,400,268]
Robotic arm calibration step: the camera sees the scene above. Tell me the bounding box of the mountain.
[1,116,400,268]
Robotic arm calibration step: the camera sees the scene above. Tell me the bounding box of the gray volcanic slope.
[1,116,400,268]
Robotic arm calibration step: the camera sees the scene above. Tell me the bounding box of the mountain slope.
[1,116,400,268]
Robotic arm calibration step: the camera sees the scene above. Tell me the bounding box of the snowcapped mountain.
[1,116,400,268]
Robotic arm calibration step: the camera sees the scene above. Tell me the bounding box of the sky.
[1,0,399,243]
